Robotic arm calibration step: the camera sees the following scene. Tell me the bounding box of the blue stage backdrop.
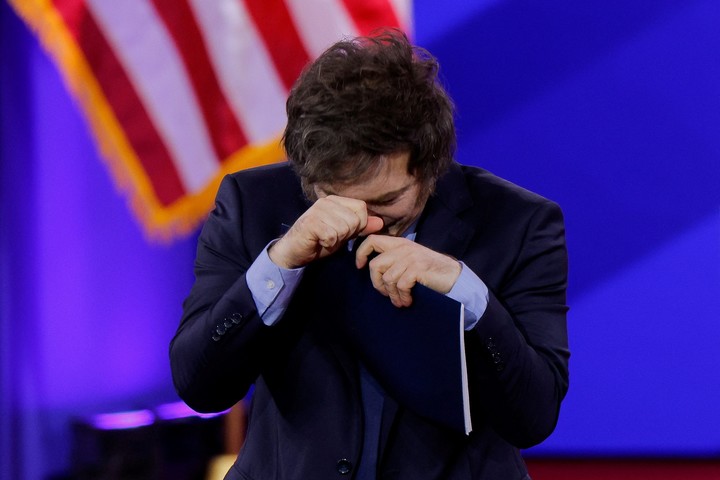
[1,0,719,478]
[415,0,720,456]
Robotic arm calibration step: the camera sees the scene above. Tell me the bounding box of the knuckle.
[318,230,337,244]
[315,196,331,207]
[397,279,413,290]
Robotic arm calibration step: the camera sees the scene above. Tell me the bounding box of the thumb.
[360,216,384,235]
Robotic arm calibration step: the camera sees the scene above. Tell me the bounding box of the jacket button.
[230,313,243,324]
[336,459,352,475]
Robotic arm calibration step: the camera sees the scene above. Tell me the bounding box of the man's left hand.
[355,235,462,308]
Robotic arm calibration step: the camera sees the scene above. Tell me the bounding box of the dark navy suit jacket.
[170,161,569,480]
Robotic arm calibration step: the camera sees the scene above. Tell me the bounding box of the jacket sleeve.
[169,175,278,413]
[465,199,569,448]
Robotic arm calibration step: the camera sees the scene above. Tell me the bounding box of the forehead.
[317,152,417,201]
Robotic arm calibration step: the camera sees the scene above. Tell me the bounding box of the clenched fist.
[269,195,384,269]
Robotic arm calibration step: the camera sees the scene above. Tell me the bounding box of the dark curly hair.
[282,30,456,197]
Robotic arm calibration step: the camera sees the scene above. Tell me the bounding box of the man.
[170,31,569,480]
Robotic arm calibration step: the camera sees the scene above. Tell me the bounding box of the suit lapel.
[415,162,476,259]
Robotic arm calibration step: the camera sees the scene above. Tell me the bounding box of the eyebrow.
[322,183,414,204]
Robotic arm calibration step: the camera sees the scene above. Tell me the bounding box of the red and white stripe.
[51,0,410,207]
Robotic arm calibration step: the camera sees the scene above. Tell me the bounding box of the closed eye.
[368,196,400,207]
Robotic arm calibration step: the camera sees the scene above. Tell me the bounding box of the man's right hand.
[268,195,384,269]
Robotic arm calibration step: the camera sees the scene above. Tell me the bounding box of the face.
[313,152,429,237]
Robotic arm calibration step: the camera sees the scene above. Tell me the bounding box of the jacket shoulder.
[227,162,301,193]
[457,164,559,212]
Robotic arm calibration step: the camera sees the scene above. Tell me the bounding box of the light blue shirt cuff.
[246,242,305,326]
[446,261,489,331]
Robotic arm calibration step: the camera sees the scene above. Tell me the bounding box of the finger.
[313,221,340,249]
[324,195,367,215]
[316,195,360,220]
[382,263,414,307]
[384,279,402,307]
[394,272,416,307]
[279,204,355,264]
[311,197,366,243]
[355,236,379,269]
[292,208,343,249]
[365,251,412,307]
[382,271,413,308]
[367,255,390,297]
[360,216,384,236]
[355,234,402,268]
[314,214,353,248]
[325,196,372,236]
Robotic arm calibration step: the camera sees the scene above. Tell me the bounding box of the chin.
[386,224,406,237]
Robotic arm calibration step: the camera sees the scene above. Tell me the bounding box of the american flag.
[9,0,410,238]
